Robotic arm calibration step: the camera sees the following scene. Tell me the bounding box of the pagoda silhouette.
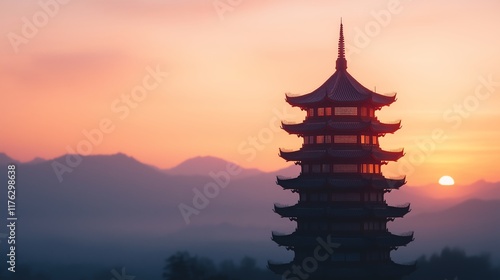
[269,21,415,280]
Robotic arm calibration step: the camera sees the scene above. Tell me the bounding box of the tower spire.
[336,18,347,71]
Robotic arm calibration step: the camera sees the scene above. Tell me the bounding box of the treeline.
[403,247,500,280]
[2,247,500,280]
[163,251,276,280]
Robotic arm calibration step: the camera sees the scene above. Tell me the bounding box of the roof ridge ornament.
[336,19,347,71]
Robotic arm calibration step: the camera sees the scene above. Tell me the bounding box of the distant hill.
[163,156,263,178]
[0,152,19,166]
[25,156,46,165]
[391,199,500,264]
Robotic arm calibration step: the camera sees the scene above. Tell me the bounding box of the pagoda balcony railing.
[277,175,294,180]
[385,148,404,153]
[271,231,291,237]
[399,231,414,237]
[282,120,300,125]
[267,260,288,267]
[279,148,299,153]
[285,92,300,97]
[383,119,402,125]
[274,203,292,208]
[396,203,411,208]
[386,175,407,181]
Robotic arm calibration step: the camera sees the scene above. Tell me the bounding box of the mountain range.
[0,152,499,279]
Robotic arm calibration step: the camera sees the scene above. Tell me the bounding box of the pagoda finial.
[336,19,347,71]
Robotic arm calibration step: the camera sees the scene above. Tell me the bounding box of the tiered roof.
[286,22,396,109]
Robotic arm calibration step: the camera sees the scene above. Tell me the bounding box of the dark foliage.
[162,252,276,280]
[404,247,500,280]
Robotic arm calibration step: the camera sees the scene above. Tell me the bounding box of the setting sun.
[439,175,455,186]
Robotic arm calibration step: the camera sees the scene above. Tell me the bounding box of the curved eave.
[282,120,401,135]
[285,70,396,108]
[272,232,414,249]
[279,148,404,162]
[276,176,406,190]
[372,120,401,134]
[373,148,404,161]
[274,204,411,218]
[269,261,416,277]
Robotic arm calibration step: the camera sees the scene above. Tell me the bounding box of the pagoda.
[269,22,415,280]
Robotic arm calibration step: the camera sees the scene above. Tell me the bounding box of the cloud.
[0,51,129,93]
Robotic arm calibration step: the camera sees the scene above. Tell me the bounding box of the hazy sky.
[1,0,500,185]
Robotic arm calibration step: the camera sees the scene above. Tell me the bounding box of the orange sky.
[1,0,500,185]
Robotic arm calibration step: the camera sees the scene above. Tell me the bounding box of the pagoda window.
[333,164,358,173]
[361,164,367,173]
[361,164,379,174]
[334,135,357,144]
[325,135,332,143]
[363,222,372,231]
[372,136,378,145]
[307,108,314,117]
[304,136,309,144]
[361,135,370,144]
[321,164,330,173]
[369,108,374,117]
[312,164,321,173]
[334,107,358,116]
[309,136,315,144]
[360,107,368,117]
[318,107,325,116]
[316,135,325,144]
[325,107,332,116]
[364,192,379,201]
